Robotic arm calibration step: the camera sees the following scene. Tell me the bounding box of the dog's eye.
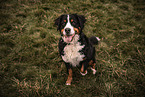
[61,20,66,26]
[61,22,66,26]
[72,22,75,25]
[71,19,75,25]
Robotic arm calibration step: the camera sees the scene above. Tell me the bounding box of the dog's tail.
[89,36,100,45]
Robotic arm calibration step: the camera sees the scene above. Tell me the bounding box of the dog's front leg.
[65,63,73,85]
[66,68,72,85]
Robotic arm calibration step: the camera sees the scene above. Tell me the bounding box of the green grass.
[0,0,145,96]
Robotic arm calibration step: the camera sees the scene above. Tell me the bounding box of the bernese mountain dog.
[54,14,100,85]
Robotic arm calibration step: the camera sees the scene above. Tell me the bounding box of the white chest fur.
[62,35,85,67]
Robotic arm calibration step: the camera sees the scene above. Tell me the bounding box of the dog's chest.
[62,42,85,67]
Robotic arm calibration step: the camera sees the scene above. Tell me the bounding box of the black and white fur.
[55,14,100,85]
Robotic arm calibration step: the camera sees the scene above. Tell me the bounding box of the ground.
[0,0,145,96]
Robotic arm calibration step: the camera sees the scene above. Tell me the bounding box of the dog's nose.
[65,28,71,34]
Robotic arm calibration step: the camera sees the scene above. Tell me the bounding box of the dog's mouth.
[64,33,75,43]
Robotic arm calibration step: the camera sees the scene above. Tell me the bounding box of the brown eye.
[62,21,66,26]
[71,19,75,25]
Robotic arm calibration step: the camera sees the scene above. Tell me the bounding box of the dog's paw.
[91,68,96,74]
[80,70,88,76]
[66,82,71,85]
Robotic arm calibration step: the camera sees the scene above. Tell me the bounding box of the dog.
[54,14,100,85]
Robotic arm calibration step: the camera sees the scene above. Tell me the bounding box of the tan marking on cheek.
[74,28,79,34]
[64,20,66,22]
[61,29,64,34]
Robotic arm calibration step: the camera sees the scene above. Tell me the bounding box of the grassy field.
[0,0,145,96]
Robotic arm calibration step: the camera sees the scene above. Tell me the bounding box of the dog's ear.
[54,15,64,31]
[76,14,86,30]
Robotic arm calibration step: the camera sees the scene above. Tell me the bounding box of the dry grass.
[0,0,145,96]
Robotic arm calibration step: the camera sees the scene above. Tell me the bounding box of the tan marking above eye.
[71,19,73,22]
[64,20,66,22]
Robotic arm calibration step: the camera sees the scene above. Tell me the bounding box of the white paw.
[96,37,100,41]
[91,68,96,74]
[66,83,71,85]
[80,71,88,76]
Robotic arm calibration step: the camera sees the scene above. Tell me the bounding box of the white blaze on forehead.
[62,15,76,43]
[63,15,75,35]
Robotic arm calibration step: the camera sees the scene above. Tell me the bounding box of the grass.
[0,0,145,96]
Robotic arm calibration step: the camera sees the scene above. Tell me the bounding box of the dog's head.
[54,14,86,43]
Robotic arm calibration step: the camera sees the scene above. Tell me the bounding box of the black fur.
[89,36,99,45]
[58,32,96,71]
[54,15,65,31]
[54,14,99,84]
